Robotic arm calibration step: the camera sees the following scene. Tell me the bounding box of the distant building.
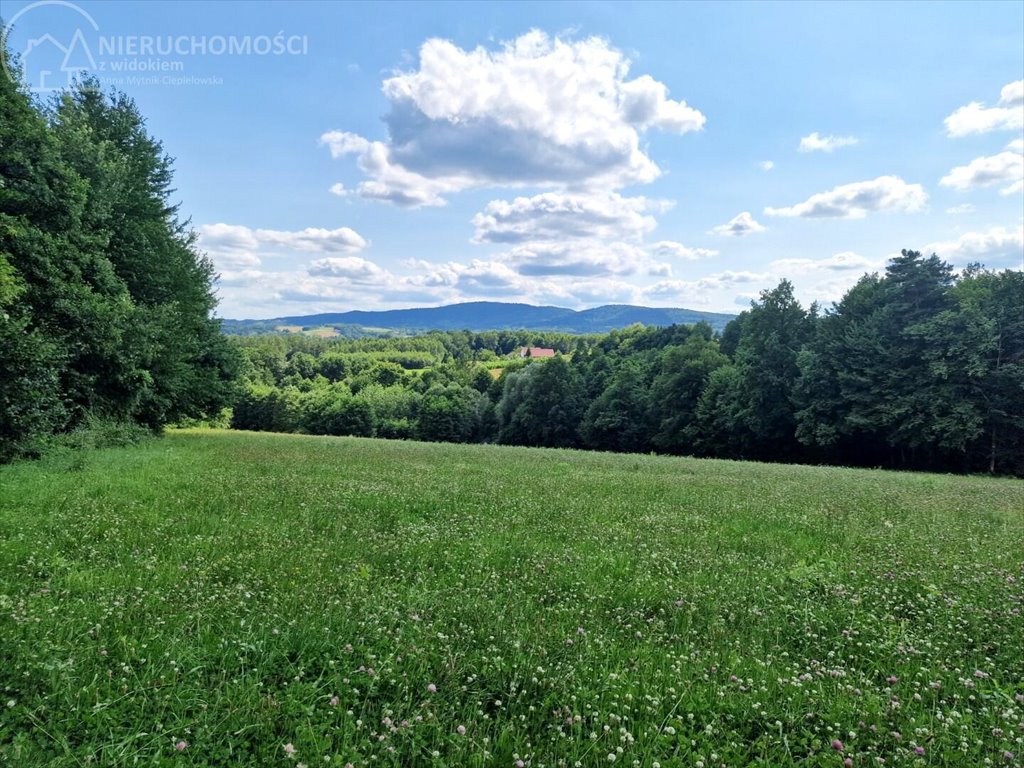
[518,346,556,359]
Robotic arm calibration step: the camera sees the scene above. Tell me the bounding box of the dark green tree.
[732,280,812,458]
[497,357,584,448]
[580,361,651,452]
[650,329,728,454]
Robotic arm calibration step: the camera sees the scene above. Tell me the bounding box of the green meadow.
[1,430,1021,767]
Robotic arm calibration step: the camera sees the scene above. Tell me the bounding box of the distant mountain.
[222,301,736,335]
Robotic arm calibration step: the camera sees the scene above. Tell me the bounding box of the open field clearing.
[1,430,1022,767]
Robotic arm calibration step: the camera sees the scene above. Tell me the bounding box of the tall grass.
[1,430,1021,766]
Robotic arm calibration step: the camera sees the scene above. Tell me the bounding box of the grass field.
[1,431,1022,767]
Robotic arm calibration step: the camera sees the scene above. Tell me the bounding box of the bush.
[43,414,154,453]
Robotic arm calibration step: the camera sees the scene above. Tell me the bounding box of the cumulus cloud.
[466,190,685,285]
[944,80,1024,137]
[198,223,263,266]
[643,271,770,305]
[321,30,705,207]
[709,211,766,237]
[759,160,775,171]
[495,241,670,278]
[217,268,267,287]
[798,132,859,153]
[199,223,367,265]
[924,225,1024,265]
[769,251,878,274]
[308,256,389,282]
[940,141,1023,194]
[199,223,370,299]
[471,192,663,244]
[649,241,718,260]
[255,227,368,253]
[618,74,707,133]
[764,176,927,219]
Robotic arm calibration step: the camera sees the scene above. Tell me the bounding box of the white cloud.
[495,241,670,279]
[217,268,267,287]
[769,251,878,274]
[944,80,1024,137]
[198,223,262,267]
[254,227,368,253]
[759,160,775,171]
[618,74,707,133]
[709,211,766,237]
[1001,80,1024,107]
[649,240,718,260]
[924,225,1024,265]
[798,132,859,153]
[471,192,663,244]
[199,222,368,280]
[940,149,1023,194]
[764,176,927,219]
[946,203,976,215]
[321,30,704,207]
[308,256,389,282]
[644,271,770,306]
[765,253,887,308]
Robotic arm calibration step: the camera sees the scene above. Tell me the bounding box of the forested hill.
[223,302,736,335]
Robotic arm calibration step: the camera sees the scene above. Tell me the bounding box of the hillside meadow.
[0,430,1022,767]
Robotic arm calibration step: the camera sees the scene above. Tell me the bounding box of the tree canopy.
[1,50,237,460]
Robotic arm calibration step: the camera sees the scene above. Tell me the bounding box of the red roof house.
[519,346,556,359]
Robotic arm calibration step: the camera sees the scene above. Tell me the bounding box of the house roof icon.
[22,27,95,91]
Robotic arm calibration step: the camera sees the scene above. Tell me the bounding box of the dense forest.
[230,254,1024,475]
[0,56,237,461]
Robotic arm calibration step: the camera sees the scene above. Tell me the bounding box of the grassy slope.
[0,430,1022,767]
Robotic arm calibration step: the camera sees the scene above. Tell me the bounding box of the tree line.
[230,253,1024,475]
[1,53,237,461]
[2,41,1019,474]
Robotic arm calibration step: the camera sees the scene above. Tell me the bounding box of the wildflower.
[832,739,844,752]
[174,740,188,751]
[914,746,925,756]
[973,669,989,679]
[607,753,617,762]
[284,743,296,756]
[844,760,853,768]
[427,683,437,693]
[457,725,466,735]
[886,676,898,684]
[329,696,339,707]
[1003,752,1014,762]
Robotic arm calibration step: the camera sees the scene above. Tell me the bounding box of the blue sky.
[5,0,1023,318]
